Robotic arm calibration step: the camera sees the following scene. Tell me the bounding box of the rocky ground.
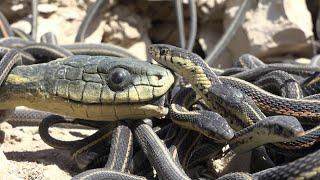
[0,0,319,179]
[0,121,91,179]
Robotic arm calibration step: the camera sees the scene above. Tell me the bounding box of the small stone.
[9,134,22,142]
[11,4,24,11]
[0,122,13,130]
[128,41,148,61]
[109,20,119,29]
[0,149,21,180]
[38,4,58,14]
[295,58,311,64]
[0,148,8,163]
[10,20,32,34]
[32,134,41,141]
[104,24,112,34]
[17,126,37,133]
[122,22,140,39]
[43,165,71,179]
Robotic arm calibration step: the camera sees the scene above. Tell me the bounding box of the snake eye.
[108,68,131,91]
[160,48,168,56]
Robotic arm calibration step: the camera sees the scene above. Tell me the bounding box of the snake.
[148,44,319,123]
[185,115,305,169]
[0,55,174,120]
[0,37,33,48]
[174,0,197,51]
[72,120,192,180]
[0,46,235,178]
[148,44,320,178]
[148,44,269,130]
[0,11,13,38]
[149,44,270,131]
[217,148,320,180]
[22,43,74,62]
[38,115,134,170]
[11,28,33,41]
[253,70,303,99]
[0,49,238,145]
[219,76,320,123]
[301,72,320,96]
[62,43,138,58]
[40,32,59,45]
[0,1,318,179]
[169,86,234,141]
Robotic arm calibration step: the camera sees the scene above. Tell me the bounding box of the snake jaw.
[195,110,234,142]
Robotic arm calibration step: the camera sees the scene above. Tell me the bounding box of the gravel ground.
[0,121,97,180]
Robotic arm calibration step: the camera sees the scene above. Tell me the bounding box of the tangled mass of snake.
[0,0,320,179]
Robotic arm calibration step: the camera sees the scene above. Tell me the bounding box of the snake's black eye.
[108,68,131,91]
[160,48,168,56]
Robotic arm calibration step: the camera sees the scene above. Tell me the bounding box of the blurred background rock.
[0,0,317,66]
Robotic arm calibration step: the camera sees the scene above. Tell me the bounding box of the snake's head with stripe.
[0,55,175,120]
[209,84,265,130]
[148,44,220,86]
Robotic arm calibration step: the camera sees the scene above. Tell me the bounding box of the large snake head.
[0,55,175,120]
[194,110,234,142]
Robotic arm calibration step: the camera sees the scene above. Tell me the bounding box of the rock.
[128,41,148,61]
[19,127,38,135]
[8,130,23,143]
[32,134,42,141]
[294,57,311,65]
[226,0,314,61]
[102,5,151,60]
[122,21,141,39]
[58,6,83,21]
[10,20,32,34]
[38,4,58,14]
[0,148,8,163]
[0,148,22,180]
[43,165,71,179]
[0,0,31,22]
[197,0,227,22]
[37,6,85,43]
[0,122,13,130]
[0,149,9,177]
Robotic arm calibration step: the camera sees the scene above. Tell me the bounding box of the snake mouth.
[150,91,169,109]
[294,130,305,137]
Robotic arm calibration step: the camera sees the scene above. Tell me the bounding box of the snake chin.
[196,110,234,142]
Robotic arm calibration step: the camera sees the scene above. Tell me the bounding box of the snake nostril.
[156,75,162,80]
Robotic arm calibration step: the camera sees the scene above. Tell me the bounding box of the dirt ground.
[0,120,97,180]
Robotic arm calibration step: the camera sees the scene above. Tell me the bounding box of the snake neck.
[0,64,47,109]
